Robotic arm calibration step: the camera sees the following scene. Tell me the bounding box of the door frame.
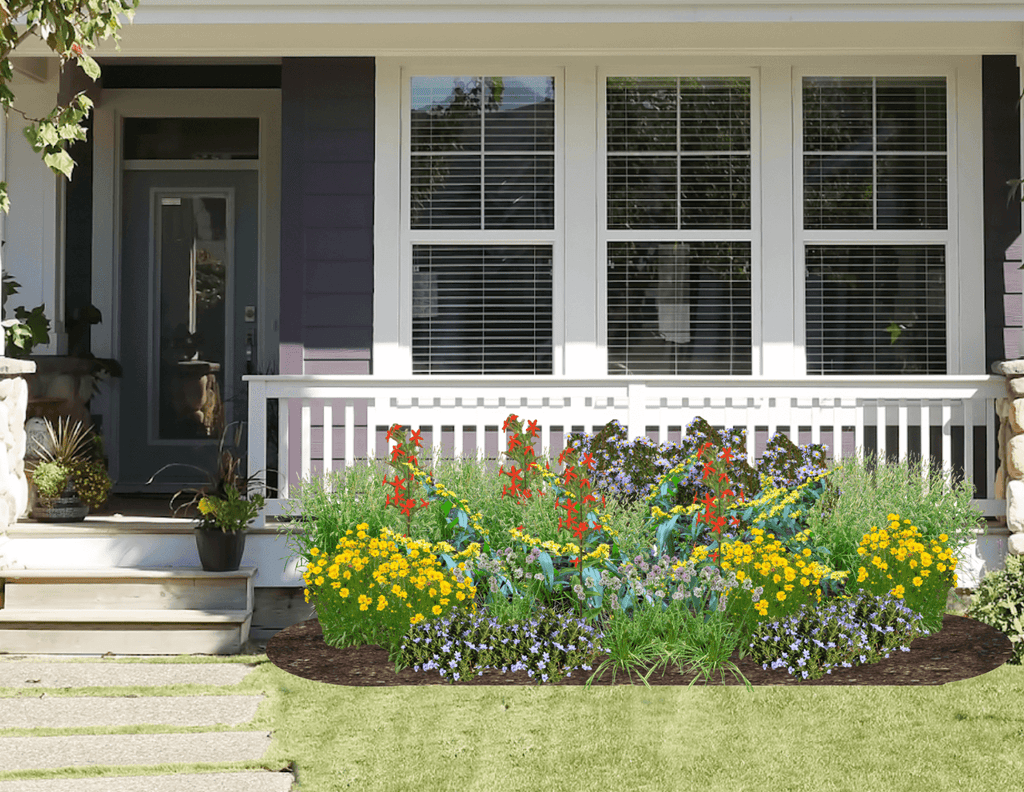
[91,89,281,486]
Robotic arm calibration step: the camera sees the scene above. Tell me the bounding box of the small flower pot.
[194,526,247,572]
[30,483,89,522]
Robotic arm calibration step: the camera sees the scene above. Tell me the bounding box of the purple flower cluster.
[398,607,606,684]
[748,591,928,680]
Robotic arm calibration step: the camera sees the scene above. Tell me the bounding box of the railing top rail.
[244,374,1004,388]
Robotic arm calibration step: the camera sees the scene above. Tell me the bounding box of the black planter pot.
[194,526,247,572]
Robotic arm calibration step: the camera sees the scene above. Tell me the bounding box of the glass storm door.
[119,170,258,489]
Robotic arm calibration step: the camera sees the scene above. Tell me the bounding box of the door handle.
[245,331,255,375]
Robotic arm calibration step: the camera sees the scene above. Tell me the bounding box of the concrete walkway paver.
[0,662,256,689]
[0,772,295,792]
[0,695,264,729]
[0,731,275,772]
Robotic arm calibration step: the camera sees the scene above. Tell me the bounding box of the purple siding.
[280,58,375,376]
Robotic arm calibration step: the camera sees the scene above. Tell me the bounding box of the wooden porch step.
[0,567,256,612]
[0,568,255,655]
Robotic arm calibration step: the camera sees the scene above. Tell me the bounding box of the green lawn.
[1,640,1021,792]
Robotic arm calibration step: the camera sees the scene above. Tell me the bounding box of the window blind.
[412,245,553,374]
[606,76,751,230]
[410,76,555,230]
[607,241,752,375]
[803,77,947,230]
[805,245,946,374]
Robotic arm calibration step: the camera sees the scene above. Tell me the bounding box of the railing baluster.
[366,398,377,461]
[921,401,932,479]
[344,398,355,468]
[941,400,953,485]
[963,398,974,490]
[898,400,908,462]
[875,401,886,462]
[831,400,842,462]
[323,402,333,475]
[301,400,312,480]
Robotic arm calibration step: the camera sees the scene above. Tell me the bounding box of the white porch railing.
[245,375,1006,524]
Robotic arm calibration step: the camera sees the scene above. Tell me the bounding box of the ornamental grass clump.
[398,607,605,684]
[852,514,958,633]
[747,590,928,680]
[303,522,478,656]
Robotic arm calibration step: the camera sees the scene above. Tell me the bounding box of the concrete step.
[0,695,264,729]
[0,661,257,689]
[0,568,256,612]
[0,772,295,792]
[0,731,275,772]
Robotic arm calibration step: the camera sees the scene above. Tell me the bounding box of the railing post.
[247,377,267,528]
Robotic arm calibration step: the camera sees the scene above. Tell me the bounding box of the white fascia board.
[14,21,1023,58]
[123,1,1024,26]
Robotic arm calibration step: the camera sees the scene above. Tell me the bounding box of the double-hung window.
[406,75,557,374]
[799,74,950,375]
[390,61,974,378]
[602,73,756,375]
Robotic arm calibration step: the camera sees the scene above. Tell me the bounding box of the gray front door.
[119,170,259,489]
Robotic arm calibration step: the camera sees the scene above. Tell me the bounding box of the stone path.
[0,659,294,792]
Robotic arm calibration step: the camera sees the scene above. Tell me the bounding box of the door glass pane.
[157,195,228,439]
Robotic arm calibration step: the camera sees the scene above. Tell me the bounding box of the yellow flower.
[776,591,786,601]
[432,605,443,616]
[912,577,923,587]
[891,584,906,599]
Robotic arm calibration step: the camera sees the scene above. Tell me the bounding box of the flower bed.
[284,414,990,687]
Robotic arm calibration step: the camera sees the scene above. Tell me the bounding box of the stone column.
[0,359,35,546]
[993,360,1024,557]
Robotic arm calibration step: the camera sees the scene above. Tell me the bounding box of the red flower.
[408,428,424,448]
[720,447,734,463]
[526,419,540,438]
[502,414,519,432]
[386,424,401,442]
[581,452,597,470]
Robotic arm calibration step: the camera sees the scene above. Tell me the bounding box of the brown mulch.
[267,614,1015,687]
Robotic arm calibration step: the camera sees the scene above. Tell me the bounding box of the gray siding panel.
[280,58,375,374]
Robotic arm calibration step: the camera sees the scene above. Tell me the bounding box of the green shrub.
[803,454,983,579]
[32,461,72,498]
[968,554,1024,665]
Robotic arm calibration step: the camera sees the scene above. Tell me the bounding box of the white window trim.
[597,65,762,376]
[373,56,985,379]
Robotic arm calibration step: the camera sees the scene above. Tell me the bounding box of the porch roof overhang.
[12,3,1024,58]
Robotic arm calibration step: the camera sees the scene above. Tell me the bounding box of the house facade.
[2,1,1023,585]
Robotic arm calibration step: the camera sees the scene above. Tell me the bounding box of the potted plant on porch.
[149,421,266,572]
[28,417,112,521]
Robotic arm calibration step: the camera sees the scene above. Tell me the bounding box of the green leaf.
[886,322,903,344]
[535,551,555,589]
[78,53,100,80]
[43,150,75,178]
[0,183,8,215]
